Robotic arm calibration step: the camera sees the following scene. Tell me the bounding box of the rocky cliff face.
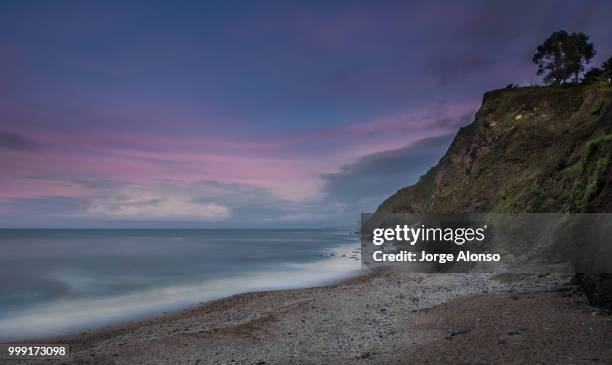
[375,84,612,308]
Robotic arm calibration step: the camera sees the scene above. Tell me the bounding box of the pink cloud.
[1,99,477,206]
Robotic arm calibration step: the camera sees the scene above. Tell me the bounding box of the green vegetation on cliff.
[376,84,612,215]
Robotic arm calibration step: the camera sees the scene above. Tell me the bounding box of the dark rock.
[578,274,612,310]
[448,329,471,337]
[356,352,371,359]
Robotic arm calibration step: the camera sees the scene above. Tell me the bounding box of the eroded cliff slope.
[375,84,612,308]
[378,84,612,214]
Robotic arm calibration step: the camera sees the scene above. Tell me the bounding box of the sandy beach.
[29,268,611,364]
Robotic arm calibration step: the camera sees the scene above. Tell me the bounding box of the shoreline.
[2,242,362,343]
[38,265,380,345]
[33,269,612,364]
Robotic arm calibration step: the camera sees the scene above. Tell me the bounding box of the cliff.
[375,83,612,307]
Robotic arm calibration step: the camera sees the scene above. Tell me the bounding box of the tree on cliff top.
[583,56,612,83]
[532,30,596,84]
[601,57,612,78]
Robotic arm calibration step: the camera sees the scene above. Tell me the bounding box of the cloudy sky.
[1,1,611,227]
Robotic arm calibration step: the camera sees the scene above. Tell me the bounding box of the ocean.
[0,229,361,340]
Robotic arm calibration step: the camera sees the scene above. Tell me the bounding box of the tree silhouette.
[601,57,612,78]
[583,56,612,83]
[532,31,596,84]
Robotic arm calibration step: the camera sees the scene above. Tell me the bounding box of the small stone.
[449,329,471,337]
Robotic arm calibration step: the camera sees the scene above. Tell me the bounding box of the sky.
[1,0,611,228]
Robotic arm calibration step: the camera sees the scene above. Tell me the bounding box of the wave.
[0,243,361,341]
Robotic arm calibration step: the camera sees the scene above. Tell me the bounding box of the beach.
[37,269,612,364]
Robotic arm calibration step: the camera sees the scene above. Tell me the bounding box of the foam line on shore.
[0,243,361,341]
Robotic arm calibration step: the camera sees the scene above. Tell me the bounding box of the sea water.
[0,229,360,340]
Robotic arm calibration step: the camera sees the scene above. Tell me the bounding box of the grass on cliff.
[377,83,612,214]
